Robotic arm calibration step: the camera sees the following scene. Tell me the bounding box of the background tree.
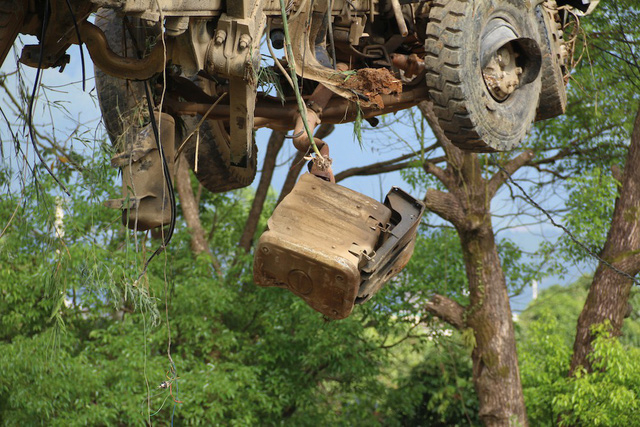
[3,1,640,423]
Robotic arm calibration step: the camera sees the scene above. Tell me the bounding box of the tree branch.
[422,158,456,191]
[425,294,466,330]
[335,152,418,182]
[239,130,285,252]
[175,155,222,275]
[277,151,306,205]
[418,101,464,168]
[487,150,535,199]
[424,188,465,227]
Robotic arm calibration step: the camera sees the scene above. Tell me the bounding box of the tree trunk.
[276,151,306,206]
[238,130,285,252]
[459,223,528,426]
[175,155,211,256]
[423,157,529,426]
[420,101,528,426]
[570,105,640,373]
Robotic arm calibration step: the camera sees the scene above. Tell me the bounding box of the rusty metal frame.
[163,85,429,130]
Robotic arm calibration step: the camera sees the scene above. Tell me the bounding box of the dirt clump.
[341,68,402,108]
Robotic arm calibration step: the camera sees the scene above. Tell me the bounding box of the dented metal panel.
[356,187,425,304]
[105,113,176,231]
[254,173,392,319]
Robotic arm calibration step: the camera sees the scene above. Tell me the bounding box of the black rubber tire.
[94,10,257,192]
[424,0,542,152]
[534,1,567,121]
[180,115,258,193]
[94,9,149,149]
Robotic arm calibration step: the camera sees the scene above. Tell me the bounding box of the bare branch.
[277,151,306,205]
[175,155,222,275]
[424,188,464,227]
[335,152,418,182]
[313,123,335,140]
[425,294,466,330]
[487,150,534,198]
[418,101,464,168]
[239,130,285,252]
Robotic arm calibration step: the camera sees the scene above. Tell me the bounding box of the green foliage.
[553,168,619,265]
[517,277,590,347]
[554,323,640,427]
[518,276,640,348]
[519,310,572,425]
[498,237,539,297]
[518,281,640,426]
[0,136,484,424]
[381,333,480,426]
[529,0,640,173]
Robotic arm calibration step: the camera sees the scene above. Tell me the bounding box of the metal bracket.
[356,187,425,304]
[204,0,266,165]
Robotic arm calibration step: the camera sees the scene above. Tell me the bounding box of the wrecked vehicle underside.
[0,0,595,318]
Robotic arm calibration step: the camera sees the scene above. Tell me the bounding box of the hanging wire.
[28,0,71,196]
[326,0,337,70]
[63,0,86,91]
[122,17,177,274]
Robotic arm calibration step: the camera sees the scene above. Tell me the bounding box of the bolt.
[214,30,226,45]
[515,67,523,75]
[238,34,251,50]
[261,246,269,254]
[336,275,344,282]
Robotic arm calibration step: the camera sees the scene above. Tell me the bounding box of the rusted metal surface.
[291,63,349,152]
[204,0,265,166]
[254,173,391,319]
[77,21,170,81]
[308,142,335,183]
[482,42,524,101]
[105,113,176,231]
[254,174,425,319]
[88,0,374,19]
[356,187,425,304]
[165,85,428,131]
[391,53,425,79]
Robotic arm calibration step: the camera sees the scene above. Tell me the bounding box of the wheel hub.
[482,42,524,101]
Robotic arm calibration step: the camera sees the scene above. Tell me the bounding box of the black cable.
[490,153,639,286]
[284,129,304,139]
[140,81,177,271]
[122,17,177,272]
[326,0,337,70]
[63,0,86,91]
[28,0,71,196]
